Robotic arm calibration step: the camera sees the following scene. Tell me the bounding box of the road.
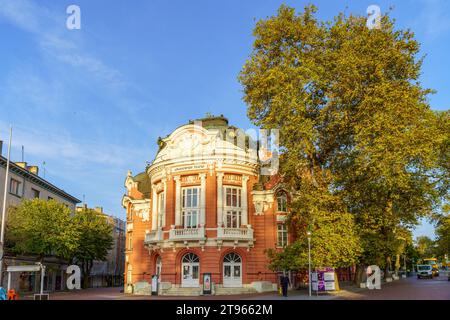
[335,271,450,300]
[19,271,450,300]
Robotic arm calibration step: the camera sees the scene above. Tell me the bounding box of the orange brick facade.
[122,116,290,295]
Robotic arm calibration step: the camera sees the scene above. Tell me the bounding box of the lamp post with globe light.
[307,230,312,297]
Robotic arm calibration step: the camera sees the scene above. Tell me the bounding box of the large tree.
[6,199,80,261]
[415,236,436,259]
[434,211,450,261]
[239,5,445,279]
[70,208,113,289]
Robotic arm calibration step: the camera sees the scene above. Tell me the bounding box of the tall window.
[182,187,200,228]
[127,232,133,250]
[9,178,22,196]
[277,192,287,212]
[158,191,165,227]
[277,224,288,247]
[225,187,242,228]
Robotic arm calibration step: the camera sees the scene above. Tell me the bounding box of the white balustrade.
[169,226,205,241]
[217,226,254,240]
[145,229,163,243]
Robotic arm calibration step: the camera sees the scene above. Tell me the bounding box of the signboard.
[203,273,212,295]
[311,268,335,292]
[172,164,207,173]
[151,275,159,295]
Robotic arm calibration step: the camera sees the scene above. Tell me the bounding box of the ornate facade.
[122,116,290,295]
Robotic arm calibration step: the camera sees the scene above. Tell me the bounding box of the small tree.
[7,199,80,261]
[70,208,113,289]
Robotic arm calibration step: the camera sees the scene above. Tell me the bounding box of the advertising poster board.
[312,268,336,292]
[203,273,212,295]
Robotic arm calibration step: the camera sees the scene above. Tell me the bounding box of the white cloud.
[0,120,149,168]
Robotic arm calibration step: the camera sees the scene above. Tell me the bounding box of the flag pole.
[0,126,12,286]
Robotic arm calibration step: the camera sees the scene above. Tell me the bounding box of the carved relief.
[251,190,274,215]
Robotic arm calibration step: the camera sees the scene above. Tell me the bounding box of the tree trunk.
[81,260,93,289]
[354,264,365,285]
[384,256,391,279]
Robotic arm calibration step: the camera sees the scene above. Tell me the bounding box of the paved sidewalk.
[19,272,449,300]
[19,285,364,300]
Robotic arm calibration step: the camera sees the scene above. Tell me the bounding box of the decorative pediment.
[131,200,151,221]
[151,124,257,166]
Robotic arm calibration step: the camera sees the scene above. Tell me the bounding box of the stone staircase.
[214,286,258,295]
[161,286,202,296]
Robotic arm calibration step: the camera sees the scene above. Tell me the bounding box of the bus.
[423,258,438,269]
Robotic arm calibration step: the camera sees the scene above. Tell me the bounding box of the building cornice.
[0,156,81,204]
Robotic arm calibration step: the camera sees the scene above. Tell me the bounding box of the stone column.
[152,185,157,230]
[241,175,249,226]
[199,173,206,226]
[216,172,224,227]
[162,178,167,227]
[174,176,181,226]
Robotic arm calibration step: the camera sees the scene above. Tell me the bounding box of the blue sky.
[0,0,448,239]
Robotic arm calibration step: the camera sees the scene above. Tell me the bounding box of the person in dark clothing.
[280,275,290,297]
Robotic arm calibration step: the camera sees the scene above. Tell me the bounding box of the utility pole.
[0,126,12,287]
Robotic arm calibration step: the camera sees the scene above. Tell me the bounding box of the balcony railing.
[217,226,254,241]
[145,229,163,244]
[169,226,206,241]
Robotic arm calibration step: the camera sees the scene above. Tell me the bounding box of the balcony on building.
[217,225,254,240]
[168,225,206,241]
[144,228,164,245]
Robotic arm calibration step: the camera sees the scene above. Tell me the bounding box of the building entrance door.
[223,253,242,287]
[181,253,200,287]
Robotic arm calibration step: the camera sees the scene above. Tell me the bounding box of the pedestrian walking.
[280,274,290,297]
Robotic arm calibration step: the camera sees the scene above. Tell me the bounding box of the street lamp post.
[307,231,312,297]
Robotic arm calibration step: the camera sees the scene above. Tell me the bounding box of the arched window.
[182,253,200,263]
[156,256,162,277]
[223,253,242,263]
[277,191,287,212]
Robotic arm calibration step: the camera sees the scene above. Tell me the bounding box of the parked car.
[417,265,433,279]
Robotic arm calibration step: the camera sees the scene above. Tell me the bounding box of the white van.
[417,265,433,279]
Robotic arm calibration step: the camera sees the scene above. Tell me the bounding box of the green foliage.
[415,236,436,259]
[6,199,80,260]
[434,214,450,260]
[71,208,113,265]
[239,4,447,270]
[6,200,114,288]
